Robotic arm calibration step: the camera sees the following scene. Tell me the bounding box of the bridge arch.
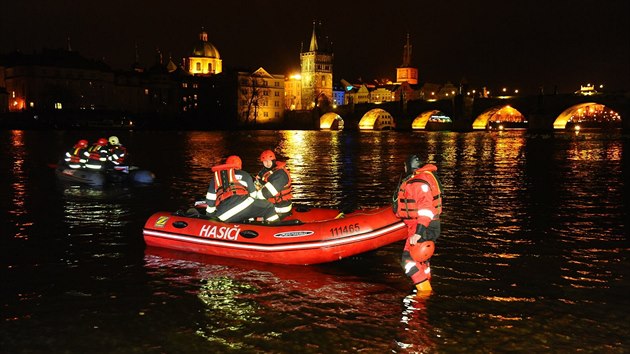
[319,112,344,130]
[412,110,452,129]
[553,102,622,129]
[358,108,396,130]
[472,105,526,130]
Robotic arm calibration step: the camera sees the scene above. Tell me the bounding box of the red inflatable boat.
[142,205,407,265]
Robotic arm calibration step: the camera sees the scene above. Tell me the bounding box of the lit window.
[54,102,63,110]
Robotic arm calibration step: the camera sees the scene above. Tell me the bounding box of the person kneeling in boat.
[106,135,127,169]
[393,154,443,296]
[64,139,89,169]
[253,150,293,219]
[205,155,280,223]
[85,138,110,170]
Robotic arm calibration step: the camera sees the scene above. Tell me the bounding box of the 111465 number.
[330,223,360,237]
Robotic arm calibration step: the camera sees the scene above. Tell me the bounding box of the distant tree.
[239,74,269,126]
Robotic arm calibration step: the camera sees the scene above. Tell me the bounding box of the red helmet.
[97,138,108,146]
[409,241,435,263]
[260,150,276,162]
[225,155,242,169]
[75,139,88,148]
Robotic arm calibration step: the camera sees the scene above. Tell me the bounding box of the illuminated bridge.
[314,92,630,131]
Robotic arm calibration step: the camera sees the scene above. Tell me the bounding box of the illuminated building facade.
[188,30,222,76]
[300,22,333,109]
[396,34,418,85]
[237,67,285,126]
[284,74,302,110]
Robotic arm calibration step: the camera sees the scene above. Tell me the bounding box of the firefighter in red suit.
[106,136,127,168]
[394,155,443,296]
[64,139,89,169]
[253,150,293,219]
[205,155,279,223]
[85,138,109,170]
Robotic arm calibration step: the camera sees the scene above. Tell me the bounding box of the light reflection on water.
[0,129,628,353]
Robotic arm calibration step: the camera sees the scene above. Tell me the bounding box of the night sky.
[2,0,628,94]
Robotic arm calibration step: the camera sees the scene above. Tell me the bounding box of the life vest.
[87,144,108,162]
[64,147,87,168]
[108,145,127,165]
[395,167,442,220]
[212,164,249,205]
[258,161,292,204]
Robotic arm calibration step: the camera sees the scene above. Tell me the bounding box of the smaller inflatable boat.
[143,205,407,265]
[55,164,155,186]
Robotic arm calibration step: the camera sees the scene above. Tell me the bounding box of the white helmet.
[108,136,120,145]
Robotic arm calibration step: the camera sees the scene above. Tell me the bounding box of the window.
[207,63,212,72]
[196,62,201,71]
[263,112,268,117]
[275,112,280,118]
[182,83,188,88]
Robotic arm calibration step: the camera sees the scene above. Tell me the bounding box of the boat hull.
[143,206,407,265]
[55,165,154,186]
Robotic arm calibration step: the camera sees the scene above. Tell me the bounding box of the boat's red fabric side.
[142,206,407,265]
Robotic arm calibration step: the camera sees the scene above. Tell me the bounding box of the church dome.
[191,31,220,58]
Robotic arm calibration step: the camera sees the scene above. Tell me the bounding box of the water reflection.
[8,130,31,239]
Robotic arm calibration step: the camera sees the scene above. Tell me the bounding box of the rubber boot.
[415,280,432,297]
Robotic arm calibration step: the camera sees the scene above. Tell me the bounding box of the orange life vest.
[212,164,249,205]
[395,169,442,220]
[259,161,292,204]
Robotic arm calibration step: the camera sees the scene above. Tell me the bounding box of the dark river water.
[1,129,628,353]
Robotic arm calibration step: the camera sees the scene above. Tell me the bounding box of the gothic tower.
[300,21,333,109]
[396,33,418,85]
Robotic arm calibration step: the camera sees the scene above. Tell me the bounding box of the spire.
[67,36,72,51]
[401,33,412,67]
[309,20,318,52]
[199,27,208,42]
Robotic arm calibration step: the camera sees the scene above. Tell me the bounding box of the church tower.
[300,21,333,109]
[188,29,222,76]
[396,33,418,85]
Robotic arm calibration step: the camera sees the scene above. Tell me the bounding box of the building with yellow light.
[284,74,302,110]
[187,30,222,76]
[300,22,333,110]
[237,67,285,126]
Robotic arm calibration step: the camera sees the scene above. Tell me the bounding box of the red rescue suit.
[85,143,109,170]
[107,144,127,166]
[64,146,87,169]
[206,164,278,223]
[395,164,443,285]
[254,161,293,215]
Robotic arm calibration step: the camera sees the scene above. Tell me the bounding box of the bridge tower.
[300,21,333,110]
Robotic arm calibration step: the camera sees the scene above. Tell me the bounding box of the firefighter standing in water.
[393,154,443,296]
[64,139,89,169]
[205,155,279,223]
[253,150,293,219]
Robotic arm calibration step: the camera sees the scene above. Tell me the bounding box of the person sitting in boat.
[84,138,110,170]
[205,155,279,223]
[106,136,127,168]
[64,139,89,169]
[393,154,443,297]
[253,150,293,219]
